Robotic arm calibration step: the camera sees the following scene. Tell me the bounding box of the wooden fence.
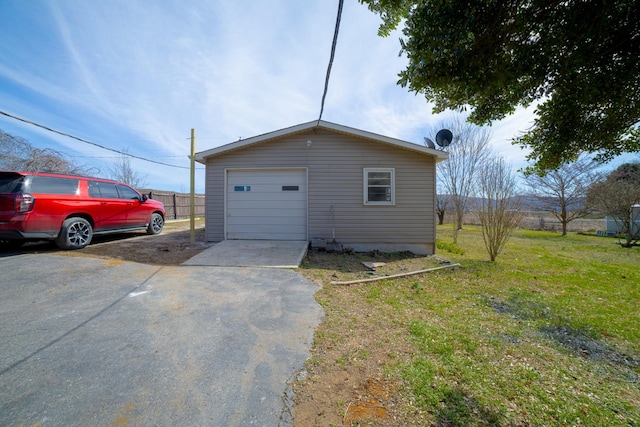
[141,190,205,220]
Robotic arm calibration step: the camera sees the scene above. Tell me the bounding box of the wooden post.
[190,129,196,245]
[172,193,178,220]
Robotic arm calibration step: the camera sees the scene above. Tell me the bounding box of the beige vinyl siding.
[204,172,225,241]
[203,128,436,252]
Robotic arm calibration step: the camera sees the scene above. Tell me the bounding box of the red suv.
[0,171,165,250]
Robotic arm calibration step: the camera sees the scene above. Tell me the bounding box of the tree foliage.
[360,0,640,173]
[523,157,601,235]
[587,162,640,247]
[0,129,95,175]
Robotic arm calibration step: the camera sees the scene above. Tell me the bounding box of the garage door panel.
[228,231,306,240]
[226,169,307,240]
[228,200,306,210]
[229,174,304,185]
[227,206,306,217]
[228,211,307,221]
[227,193,306,203]
[228,185,306,194]
[226,223,306,234]
[227,216,306,226]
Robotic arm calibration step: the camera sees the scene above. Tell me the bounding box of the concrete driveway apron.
[181,240,309,268]
[0,253,323,426]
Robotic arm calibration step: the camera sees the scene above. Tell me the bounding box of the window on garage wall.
[363,168,395,205]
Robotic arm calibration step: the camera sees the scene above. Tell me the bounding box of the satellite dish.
[435,129,453,148]
[423,137,436,149]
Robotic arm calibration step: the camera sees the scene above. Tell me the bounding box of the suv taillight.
[15,193,35,213]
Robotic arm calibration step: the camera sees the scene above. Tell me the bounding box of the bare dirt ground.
[293,251,444,427]
[10,218,210,265]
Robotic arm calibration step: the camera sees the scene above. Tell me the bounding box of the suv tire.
[147,212,164,235]
[56,217,93,249]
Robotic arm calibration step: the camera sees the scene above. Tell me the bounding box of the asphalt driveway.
[0,253,323,426]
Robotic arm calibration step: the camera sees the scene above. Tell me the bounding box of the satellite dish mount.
[423,137,436,149]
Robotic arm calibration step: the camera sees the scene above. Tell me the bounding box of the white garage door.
[226,169,307,240]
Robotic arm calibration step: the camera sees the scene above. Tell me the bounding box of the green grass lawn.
[298,225,640,426]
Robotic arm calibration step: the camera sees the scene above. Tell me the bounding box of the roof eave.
[195,120,448,163]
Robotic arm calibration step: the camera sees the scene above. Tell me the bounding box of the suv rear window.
[0,173,25,193]
[28,176,79,195]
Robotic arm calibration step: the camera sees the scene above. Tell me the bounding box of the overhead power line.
[317,0,344,124]
[0,110,191,169]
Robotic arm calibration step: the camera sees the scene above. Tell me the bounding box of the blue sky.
[0,1,633,193]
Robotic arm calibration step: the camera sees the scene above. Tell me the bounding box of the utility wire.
[0,110,191,169]
[317,0,344,124]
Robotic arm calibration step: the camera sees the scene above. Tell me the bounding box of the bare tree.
[587,162,640,247]
[108,150,147,189]
[432,116,492,242]
[0,130,31,169]
[476,156,524,261]
[435,193,450,225]
[0,129,94,175]
[523,157,602,235]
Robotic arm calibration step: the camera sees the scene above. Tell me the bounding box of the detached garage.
[195,120,448,255]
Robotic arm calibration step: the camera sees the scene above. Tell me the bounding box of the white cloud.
[0,0,548,192]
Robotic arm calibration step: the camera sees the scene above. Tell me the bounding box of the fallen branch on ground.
[330,263,461,286]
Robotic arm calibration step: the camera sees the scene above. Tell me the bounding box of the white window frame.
[363,168,395,206]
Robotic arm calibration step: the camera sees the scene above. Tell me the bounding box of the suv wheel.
[56,217,93,249]
[147,212,164,235]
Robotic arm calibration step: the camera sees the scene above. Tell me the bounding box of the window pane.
[88,181,101,197]
[364,168,394,205]
[368,187,391,202]
[368,172,391,186]
[117,185,140,200]
[30,176,79,195]
[97,182,119,198]
[0,175,24,192]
